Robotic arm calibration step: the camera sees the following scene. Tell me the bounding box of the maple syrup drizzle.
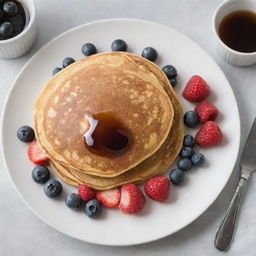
[84,112,131,157]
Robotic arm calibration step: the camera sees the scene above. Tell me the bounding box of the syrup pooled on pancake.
[84,112,131,157]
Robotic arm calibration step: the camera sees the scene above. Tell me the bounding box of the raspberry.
[195,101,219,123]
[144,176,170,202]
[196,121,223,147]
[78,184,95,202]
[182,75,210,102]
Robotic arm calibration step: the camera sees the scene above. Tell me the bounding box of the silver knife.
[214,118,256,251]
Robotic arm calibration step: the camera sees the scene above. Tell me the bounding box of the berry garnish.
[141,47,158,61]
[177,158,193,171]
[191,152,205,167]
[65,193,83,210]
[32,165,50,184]
[144,176,170,202]
[162,65,177,78]
[111,39,127,51]
[195,101,219,123]
[184,111,199,128]
[182,75,210,102]
[44,179,63,198]
[169,168,185,185]
[81,43,97,56]
[183,135,195,148]
[27,141,48,165]
[169,77,178,87]
[96,188,121,208]
[119,184,145,214]
[62,57,75,68]
[85,199,102,218]
[180,147,195,158]
[195,121,223,147]
[78,184,95,202]
[17,125,35,142]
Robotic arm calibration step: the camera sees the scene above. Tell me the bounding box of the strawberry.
[78,184,95,202]
[182,75,210,102]
[144,176,170,202]
[27,141,48,165]
[196,121,223,147]
[195,101,219,123]
[119,184,146,214]
[96,188,121,208]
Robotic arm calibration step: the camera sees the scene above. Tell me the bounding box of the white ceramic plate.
[1,19,240,246]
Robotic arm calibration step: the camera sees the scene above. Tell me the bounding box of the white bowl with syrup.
[212,0,256,66]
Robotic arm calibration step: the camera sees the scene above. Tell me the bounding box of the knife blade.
[240,118,256,178]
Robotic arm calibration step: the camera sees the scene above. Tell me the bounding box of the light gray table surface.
[0,0,256,255]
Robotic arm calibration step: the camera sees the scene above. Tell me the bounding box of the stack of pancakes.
[33,52,184,190]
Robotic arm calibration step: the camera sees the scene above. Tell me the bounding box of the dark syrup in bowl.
[218,10,256,53]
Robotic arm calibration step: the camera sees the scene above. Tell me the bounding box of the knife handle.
[214,177,247,251]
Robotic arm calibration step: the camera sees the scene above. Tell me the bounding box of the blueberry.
[17,126,35,142]
[184,111,199,128]
[183,135,195,148]
[44,179,63,198]
[0,9,4,20]
[0,22,13,38]
[141,47,158,61]
[169,77,177,87]
[111,39,127,51]
[82,43,97,56]
[177,158,193,171]
[7,12,25,38]
[32,165,50,184]
[169,168,185,185]
[85,199,102,218]
[162,65,177,78]
[180,147,194,158]
[191,152,205,167]
[62,57,75,68]
[52,67,62,75]
[65,193,83,210]
[3,1,18,16]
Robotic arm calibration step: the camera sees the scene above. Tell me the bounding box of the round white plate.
[1,19,240,246]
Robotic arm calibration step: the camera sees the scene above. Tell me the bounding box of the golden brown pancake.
[49,52,184,190]
[34,52,174,177]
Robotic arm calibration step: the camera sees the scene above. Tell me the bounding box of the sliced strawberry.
[27,141,48,165]
[96,188,121,208]
[119,184,146,214]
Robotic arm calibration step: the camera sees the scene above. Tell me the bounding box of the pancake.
[50,160,82,187]
[34,52,174,177]
[49,52,184,190]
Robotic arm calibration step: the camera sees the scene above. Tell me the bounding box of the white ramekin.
[212,0,256,66]
[0,0,36,59]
